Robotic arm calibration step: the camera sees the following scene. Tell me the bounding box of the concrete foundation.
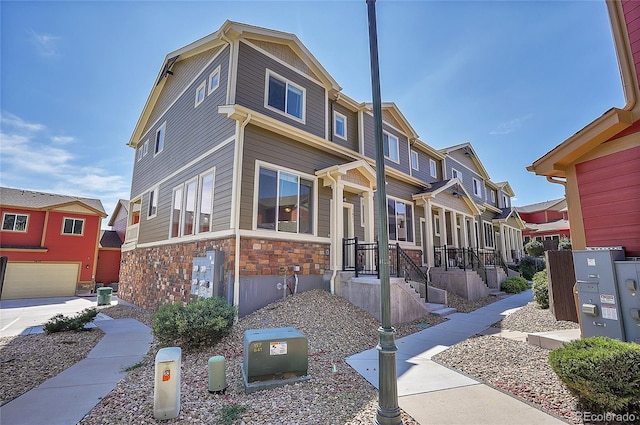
[430,268,489,301]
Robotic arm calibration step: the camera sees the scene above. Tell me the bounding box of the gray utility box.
[191,251,224,298]
[574,248,626,340]
[241,327,310,393]
[614,260,640,343]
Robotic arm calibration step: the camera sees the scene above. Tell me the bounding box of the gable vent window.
[265,70,305,122]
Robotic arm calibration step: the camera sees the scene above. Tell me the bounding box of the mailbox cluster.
[191,250,224,299]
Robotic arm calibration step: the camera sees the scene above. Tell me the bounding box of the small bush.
[549,337,640,414]
[532,271,549,309]
[152,296,236,349]
[500,276,529,293]
[43,307,98,333]
[218,404,248,425]
[519,255,546,280]
[558,236,572,251]
[524,240,545,257]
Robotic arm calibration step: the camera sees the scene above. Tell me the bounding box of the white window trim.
[252,160,317,235]
[434,213,441,236]
[208,66,221,95]
[387,195,415,243]
[264,69,306,124]
[333,111,347,140]
[411,150,419,171]
[143,140,149,156]
[383,131,400,163]
[360,196,365,227]
[169,185,184,239]
[491,190,496,203]
[147,187,158,219]
[452,168,462,182]
[154,122,166,156]
[196,167,216,234]
[429,159,437,178]
[62,217,84,236]
[136,146,143,162]
[472,177,482,198]
[483,222,495,249]
[181,177,198,237]
[195,80,206,107]
[2,212,29,232]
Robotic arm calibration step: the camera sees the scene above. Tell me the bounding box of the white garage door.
[2,263,79,299]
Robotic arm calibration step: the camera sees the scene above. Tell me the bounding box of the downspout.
[326,171,338,295]
[233,113,251,311]
[546,176,566,187]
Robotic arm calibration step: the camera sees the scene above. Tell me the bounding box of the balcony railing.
[125,224,139,243]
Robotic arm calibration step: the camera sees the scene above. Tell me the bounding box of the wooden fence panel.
[545,250,579,323]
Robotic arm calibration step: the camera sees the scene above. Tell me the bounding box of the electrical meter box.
[190,250,224,298]
[241,327,310,393]
[614,260,640,344]
[574,248,626,340]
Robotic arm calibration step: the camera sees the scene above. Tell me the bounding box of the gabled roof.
[100,230,123,248]
[516,198,566,213]
[363,102,419,140]
[493,181,515,197]
[128,20,343,148]
[107,199,129,227]
[413,178,482,216]
[493,207,526,229]
[0,187,107,217]
[439,142,490,179]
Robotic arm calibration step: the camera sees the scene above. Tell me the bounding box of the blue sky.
[0,0,624,226]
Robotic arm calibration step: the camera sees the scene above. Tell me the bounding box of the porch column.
[424,200,435,266]
[439,207,448,247]
[363,190,375,243]
[451,211,459,248]
[461,215,469,248]
[499,223,507,263]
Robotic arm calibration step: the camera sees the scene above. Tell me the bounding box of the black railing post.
[354,237,359,277]
[395,243,400,278]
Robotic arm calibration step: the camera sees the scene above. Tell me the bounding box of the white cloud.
[0,112,46,132]
[29,29,60,57]
[490,113,533,135]
[51,136,76,144]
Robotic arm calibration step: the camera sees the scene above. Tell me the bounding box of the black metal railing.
[391,243,429,301]
[433,246,511,287]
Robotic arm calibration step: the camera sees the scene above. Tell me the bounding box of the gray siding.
[239,125,349,237]
[235,41,325,138]
[362,113,410,175]
[411,150,441,185]
[131,46,234,197]
[138,142,235,244]
[330,101,359,152]
[377,177,421,247]
[445,157,485,203]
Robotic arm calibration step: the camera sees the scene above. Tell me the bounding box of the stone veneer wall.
[119,236,330,312]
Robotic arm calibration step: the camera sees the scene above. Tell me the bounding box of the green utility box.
[241,327,309,393]
[97,287,112,306]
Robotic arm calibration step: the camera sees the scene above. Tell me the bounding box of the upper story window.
[452,168,462,182]
[265,70,305,122]
[137,146,143,162]
[208,66,220,95]
[147,187,158,219]
[195,81,206,107]
[143,140,149,156]
[2,213,28,232]
[388,198,413,242]
[491,190,496,203]
[411,150,419,171]
[503,195,509,208]
[429,159,437,178]
[334,111,347,139]
[256,164,314,235]
[155,122,166,155]
[62,218,84,235]
[472,178,482,198]
[383,132,399,163]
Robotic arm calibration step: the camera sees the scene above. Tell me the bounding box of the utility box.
[241,327,310,393]
[574,248,626,340]
[97,287,112,306]
[154,347,181,420]
[191,251,224,298]
[208,355,227,393]
[614,260,640,343]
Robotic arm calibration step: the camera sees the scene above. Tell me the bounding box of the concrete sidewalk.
[0,317,153,425]
[346,290,568,424]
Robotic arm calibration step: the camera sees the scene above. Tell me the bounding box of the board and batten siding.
[361,113,410,175]
[329,101,359,152]
[137,141,235,244]
[131,49,234,197]
[239,125,349,238]
[235,41,325,138]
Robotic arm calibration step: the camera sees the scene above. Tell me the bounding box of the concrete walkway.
[346,290,568,424]
[0,298,153,425]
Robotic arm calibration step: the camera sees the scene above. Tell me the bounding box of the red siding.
[95,248,121,284]
[0,208,45,247]
[622,0,640,84]
[576,145,640,256]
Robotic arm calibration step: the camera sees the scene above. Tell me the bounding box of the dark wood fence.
[545,250,578,323]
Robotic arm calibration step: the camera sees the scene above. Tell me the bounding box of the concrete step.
[430,306,458,317]
[489,290,507,297]
[527,328,581,350]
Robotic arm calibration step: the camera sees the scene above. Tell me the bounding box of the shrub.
[549,337,640,414]
[500,276,529,293]
[558,236,572,251]
[43,307,98,333]
[519,255,546,280]
[532,270,549,309]
[152,296,236,349]
[524,240,544,257]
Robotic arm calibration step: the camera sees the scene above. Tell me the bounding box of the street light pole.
[366,1,402,424]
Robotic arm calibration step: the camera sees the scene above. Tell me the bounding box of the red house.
[94,200,128,287]
[528,0,640,257]
[516,198,571,245]
[0,187,107,299]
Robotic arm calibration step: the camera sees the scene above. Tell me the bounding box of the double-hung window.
[452,168,462,182]
[256,165,314,235]
[147,187,158,218]
[483,222,495,248]
[63,218,84,235]
[429,159,437,178]
[2,213,28,232]
[143,140,149,156]
[472,178,482,198]
[411,150,419,171]
[387,198,413,242]
[334,111,347,139]
[265,70,305,121]
[155,123,166,155]
[208,66,220,94]
[383,132,399,162]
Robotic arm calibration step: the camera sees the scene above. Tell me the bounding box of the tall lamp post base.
[375,326,402,425]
